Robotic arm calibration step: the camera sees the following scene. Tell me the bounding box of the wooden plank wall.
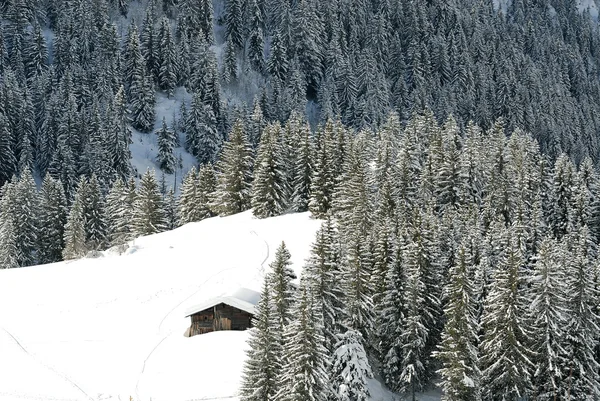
[189,303,253,337]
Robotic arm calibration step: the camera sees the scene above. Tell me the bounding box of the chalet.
[184,288,260,337]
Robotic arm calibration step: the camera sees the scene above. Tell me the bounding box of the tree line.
[237,111,600,401]
[3,0,600,198]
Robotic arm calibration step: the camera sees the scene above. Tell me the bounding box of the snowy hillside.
[0,210,445,401]
[0,212,323,401]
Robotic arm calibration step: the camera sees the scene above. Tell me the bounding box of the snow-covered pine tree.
[157,16,177,96]
[212,120,253,216]
[178,167,199,225]
[222,36,238,84]
[289,118,312,213]
[132,169,167,237]
[562,226,600,400]
[196,104,220,165]
[225,0,244,50]
[140,0,159,80]
[530,236,568,401]
[82,174,107,251]
[0,110,16,188]
[270,241,296,333]
[178,165,216,225]
[0,213,21,269]
[108,86,133,181]
[63,188,87,260]
[251,123,287,218]
[37,175,67,264]
[12,171,39,267]
[433,237,480,401]
[240,277,280,401]
[436,115,463,211]
[275,281,330,401]
[157,117,176,174]
[246,0,265,73]
[331,330,373,401]
[105,177,134,247]
[479,226,534,400]
[130,65,156,133]
[308,122,335,218]
[164,186,177,230]
[302,218,346,353]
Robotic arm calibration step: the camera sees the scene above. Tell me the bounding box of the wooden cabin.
[185,288,260,337]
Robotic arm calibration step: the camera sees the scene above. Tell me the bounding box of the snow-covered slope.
[0,212,321,401]
[0,211,439,401]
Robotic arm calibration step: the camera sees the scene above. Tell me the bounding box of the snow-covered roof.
[185,288,261,317]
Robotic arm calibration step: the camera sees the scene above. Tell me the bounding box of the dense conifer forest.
[3,0,600,398]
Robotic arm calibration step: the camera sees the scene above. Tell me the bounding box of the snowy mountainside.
[0,211,440,400]
[0,212,321,401]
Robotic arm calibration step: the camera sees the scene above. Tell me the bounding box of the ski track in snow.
[1,327,94,401]
[137,247,263,401]
[250,230,270,275]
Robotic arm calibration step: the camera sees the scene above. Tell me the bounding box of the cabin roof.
[185,288,260,317]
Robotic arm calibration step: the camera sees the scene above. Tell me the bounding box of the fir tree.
[37,176,67,264]
[479,227,534,400]
[132,169,167,237]
[212,121,253,216]
[251,123,287,218]
[157,117,176,174]
[270,241,296,333]
[275,282,330,401]
[63,191,87,260]
[433,238,481,401]
[530,236,568,401]
[106,177,134,247]
[331,330,373,401]
[240,277,280,401]
[0,214,21,269]
[157,17,177,96]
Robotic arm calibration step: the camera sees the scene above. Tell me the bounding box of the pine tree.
[290,120,312,212]
[82,174,107,251]
[106,177,134,247]
[140,0,159,80]
[222,36,238,84]
[212,121,253,216]
[479,227,534,400]
[251,123,287,218]
[275,282,330,401]
[157,117,176,174]
[246,0,265,73]
[108,87,133,181]
[433,238,481,401]
[12,171,39,267]
[331,330,373,401]
[530,236,568,401]
[0,214,21,269]
[164,187,177,230]
[225,0,244,50]
[302,218,346,353]
[270,242,296,333]
[308,122,335,218]
[0,110,16,188]
[267,32,288,81]
[132,169,167,237]
[63,190,87,260]
[37,176,67,264]
[240,277,280,401]
[563,227,600,400]
[157,17,177,96]
[178,165,216,225]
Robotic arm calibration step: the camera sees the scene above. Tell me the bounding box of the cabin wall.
[189,303,253,337]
